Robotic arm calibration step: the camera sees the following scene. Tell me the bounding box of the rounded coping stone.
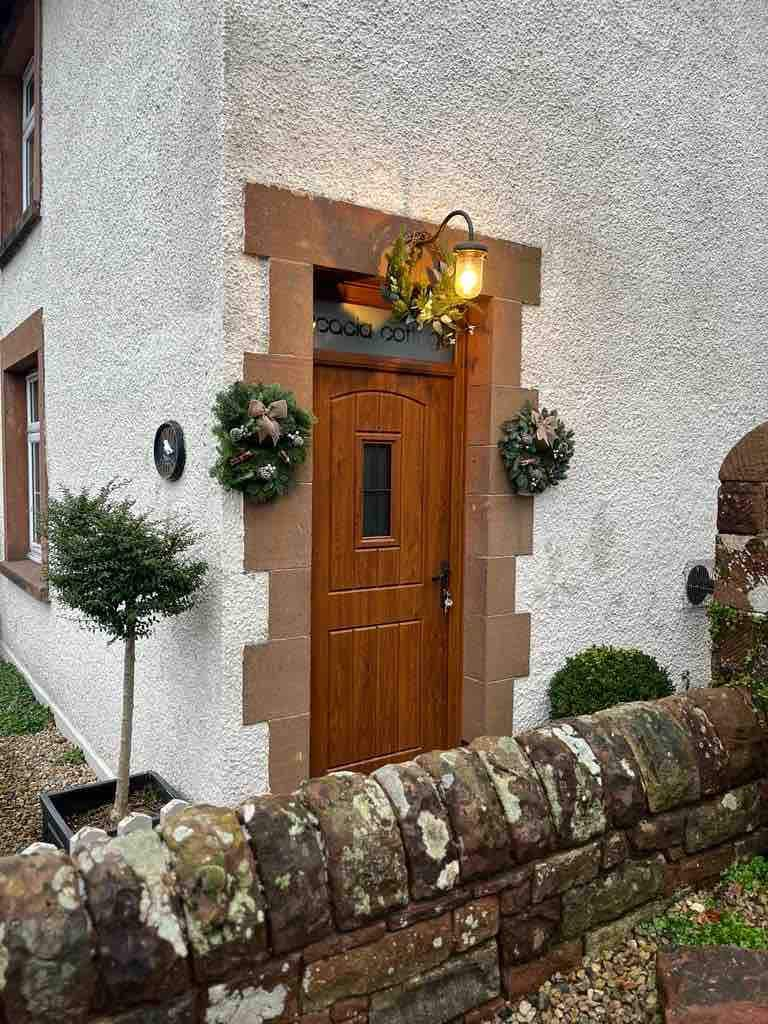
[238,791,334,953]
[565,714,648,829]
[73,827,191,1010]
[685,686,768,789]
[160,803,268,981]
[416,747,514,881]
[69,827,109,856]
[373,759,461,900]
[516,723,607,847]
[658,693,729,796]
[0,850,96,1021]
[19,842,58,856]
[594,701,701,814]
[301,771,409,931]
[470,734,557,864]
[160,799,190,827]
[117,812,154,836]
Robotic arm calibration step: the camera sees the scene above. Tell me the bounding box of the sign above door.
[313,298,453,364]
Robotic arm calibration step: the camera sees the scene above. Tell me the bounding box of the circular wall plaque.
[154,421,186,481]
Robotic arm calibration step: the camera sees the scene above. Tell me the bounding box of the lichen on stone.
[416,810,450,862]
[206,981,289,1023]
[116,829,189,959]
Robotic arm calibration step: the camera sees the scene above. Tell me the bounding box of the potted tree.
[40,482,207,850]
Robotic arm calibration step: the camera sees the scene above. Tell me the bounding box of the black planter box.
[40,771,184,852]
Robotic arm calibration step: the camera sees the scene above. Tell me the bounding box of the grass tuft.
[0,661,52,736]
[723,856,768,893]
[58,746,87,766]
[642,855,768,951]
[643,909,768,951]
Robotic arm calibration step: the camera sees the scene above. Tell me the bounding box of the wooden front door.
[311,355,462,775]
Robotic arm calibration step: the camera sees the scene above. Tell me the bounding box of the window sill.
[0,558,48,602]
[0,201,41,269]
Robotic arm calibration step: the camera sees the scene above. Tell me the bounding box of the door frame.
[240,184,541,794]
[310,337,468,776]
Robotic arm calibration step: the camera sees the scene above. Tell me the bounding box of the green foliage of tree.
[45,482,207,821]
[549,644,674,719]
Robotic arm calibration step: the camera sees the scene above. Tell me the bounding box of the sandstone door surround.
[240,184,542,792]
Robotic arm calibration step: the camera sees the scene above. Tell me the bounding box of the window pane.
[27,376,38,424]
[24,74,34,118]
[362,443,392,537]
[23,133,34,208]
[29,439,41,546]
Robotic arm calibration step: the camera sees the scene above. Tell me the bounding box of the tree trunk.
[112,626,136,823]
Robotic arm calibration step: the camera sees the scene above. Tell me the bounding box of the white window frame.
[25,371,41,562]
[21,59,34,213]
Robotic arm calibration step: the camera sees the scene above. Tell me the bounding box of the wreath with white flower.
[382,229,473,348]
[210,381,312,503]
[498,402,575,494]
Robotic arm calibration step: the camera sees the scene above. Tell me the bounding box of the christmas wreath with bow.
[498,401,575,494]
[210,381,312,502]
[381,229,472,348]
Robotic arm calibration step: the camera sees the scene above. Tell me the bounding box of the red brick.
[603,831,629,869]
[502,939,583,999]
[303,915,454,1011]
[472,864,532,899]
[631,811,687,853]
[718,482,768,534]
[331,996,369,1021]
[499,897,561,965]
[465,996,507,1024]
[387,889,469,931]
[665,845,736,896]
[455,897,500,952]
[499,879,532,916]
[304,922,387,964]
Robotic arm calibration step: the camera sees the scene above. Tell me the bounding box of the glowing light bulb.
[453,244,488,301]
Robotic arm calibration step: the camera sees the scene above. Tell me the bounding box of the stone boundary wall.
[1,687,767,1024]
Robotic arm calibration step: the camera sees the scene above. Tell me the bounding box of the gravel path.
[0,724,95,856]
[499,879,768,1023]
[502,935,662,1023]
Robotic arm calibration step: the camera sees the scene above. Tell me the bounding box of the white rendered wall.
[0,1,269,805]
[3,1,766,803]
[225,0,768,731]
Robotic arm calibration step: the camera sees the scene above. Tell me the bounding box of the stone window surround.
[0,307,48,601]
[0,0,42,268]
[240,184,542,793]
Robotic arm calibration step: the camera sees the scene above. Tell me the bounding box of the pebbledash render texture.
[1,688,768,1024]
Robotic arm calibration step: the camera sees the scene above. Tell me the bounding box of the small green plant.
[59,746,87,766]
[707,599,768,708]
[0,661,52,736]
[724,856,768,892]
[643,910,768,951]
[549,645,674,719]
[46,481,207,822]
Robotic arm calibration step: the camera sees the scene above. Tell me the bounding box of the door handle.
[432,561,453,614]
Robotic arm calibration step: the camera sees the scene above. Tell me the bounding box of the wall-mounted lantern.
[413,209,488,300]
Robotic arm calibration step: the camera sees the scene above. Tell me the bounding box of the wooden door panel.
[312,360,461,776]
[329,391,424,591]
[327,619,422,769]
